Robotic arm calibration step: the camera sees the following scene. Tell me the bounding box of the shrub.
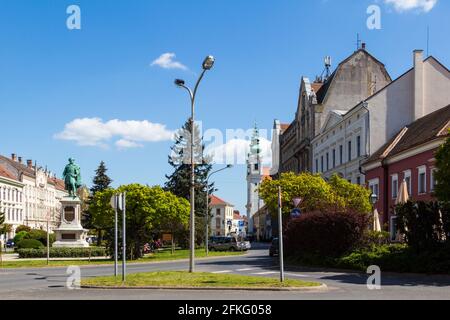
[360,231,391,248]
[336,244,450,274]
[396,201,445,251]
[17,247,107,258]
[284,209,370,258]
[13,231,29,244]
[15,225,32,233]
[17,239,44,249]
[25,229,56,246]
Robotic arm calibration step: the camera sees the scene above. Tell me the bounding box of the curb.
[81,283,328,292]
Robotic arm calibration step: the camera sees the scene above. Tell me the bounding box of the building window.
[348,141,352,162]
[430,168,437,192]
[321,156,324,173]
[403,170,412,195]
[315,159,319,173]
[326,153,329,171]
[357,136,361,157]
[339,145,343,165]
[369,179,380,198]
[392,174,398,199]
[216,208,221,216]
[418,166,427,194]
[254,164,259,171]
[356,176,361,185]
[332,149,336,168]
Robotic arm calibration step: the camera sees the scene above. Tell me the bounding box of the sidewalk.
[1,253,109,262]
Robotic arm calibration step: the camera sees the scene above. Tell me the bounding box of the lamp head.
[174,79,185,87]
[202,55,215,70]
[370,193,378,205]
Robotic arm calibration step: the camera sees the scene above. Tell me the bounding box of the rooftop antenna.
[427,26,430,57]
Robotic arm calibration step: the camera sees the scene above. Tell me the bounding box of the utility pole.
[122,192,126,282]
[114,195,118,277]
[278,186,285,283]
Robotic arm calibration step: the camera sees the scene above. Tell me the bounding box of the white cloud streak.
[384,0,438,12]
[55,118,174,149]
[151,53,188,70]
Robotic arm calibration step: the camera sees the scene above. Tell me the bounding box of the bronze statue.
[63,158,82,197]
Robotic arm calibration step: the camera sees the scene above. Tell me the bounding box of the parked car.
[269,238,279,257]
[6,239,15,248]
[209,236,250,252]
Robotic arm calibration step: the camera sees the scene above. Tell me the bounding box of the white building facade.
[312,50,450,184]
[0,167,25,240]
[0,154,68,238]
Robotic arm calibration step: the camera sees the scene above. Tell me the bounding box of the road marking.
[236,268,259,272]
[252,272,278,275]
[212,270,232,274]
[285,273,309,278]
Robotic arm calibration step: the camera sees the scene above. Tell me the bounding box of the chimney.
[362,42,366,50]
[11,154,17,162]
[18,157,22,164]
[414,50,425,121]
[27,159,33,168]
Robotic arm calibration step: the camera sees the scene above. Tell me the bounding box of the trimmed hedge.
[284,210,370,258]
[336,244,450,274]
[17,239,44,249]
[17,247,107,259]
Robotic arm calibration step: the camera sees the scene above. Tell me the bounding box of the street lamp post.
[175,56,215,273]
[205,165,232,256]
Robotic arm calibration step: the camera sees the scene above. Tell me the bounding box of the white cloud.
[115,139,144,150]
[384,0,438,12]
[151,53,188,70]
[206,138,272,166]
[55,118,174,149]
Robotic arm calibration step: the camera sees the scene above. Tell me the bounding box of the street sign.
[291,208,301,218]
[293,197,302,208]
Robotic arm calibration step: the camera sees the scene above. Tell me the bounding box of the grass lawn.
[0,249,244,269]
[82,271,321,288]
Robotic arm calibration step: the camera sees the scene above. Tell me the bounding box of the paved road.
[1,245,450,300]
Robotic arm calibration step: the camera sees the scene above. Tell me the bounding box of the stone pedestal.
[53,196,89,248]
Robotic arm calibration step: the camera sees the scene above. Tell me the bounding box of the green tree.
[83,161,113,244]
[328,174,372,213]
[151,190,190,253]
[91,184,190,260]
[259,172,335,215]
[91,161,113,194]
[165,120,214,245]
[259,172,371,215]
[88,188,116,247]
[435,131,450,203]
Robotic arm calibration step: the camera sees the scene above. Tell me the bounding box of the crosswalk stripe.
[252,272,278,275]
[212,270,232,274]
[236,268,259,272]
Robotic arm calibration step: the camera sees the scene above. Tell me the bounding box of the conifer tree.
[165,120,215,245]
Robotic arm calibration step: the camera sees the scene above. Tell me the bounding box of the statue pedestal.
[53,196,89,248]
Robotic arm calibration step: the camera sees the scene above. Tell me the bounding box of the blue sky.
[1,0,449,214]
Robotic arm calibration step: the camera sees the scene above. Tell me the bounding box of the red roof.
[0,165,17,181]
[209,195,232,206]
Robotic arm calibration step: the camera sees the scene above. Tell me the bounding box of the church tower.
[246,124,264,237]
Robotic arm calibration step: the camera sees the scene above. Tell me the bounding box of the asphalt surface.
[1,244,450,300]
